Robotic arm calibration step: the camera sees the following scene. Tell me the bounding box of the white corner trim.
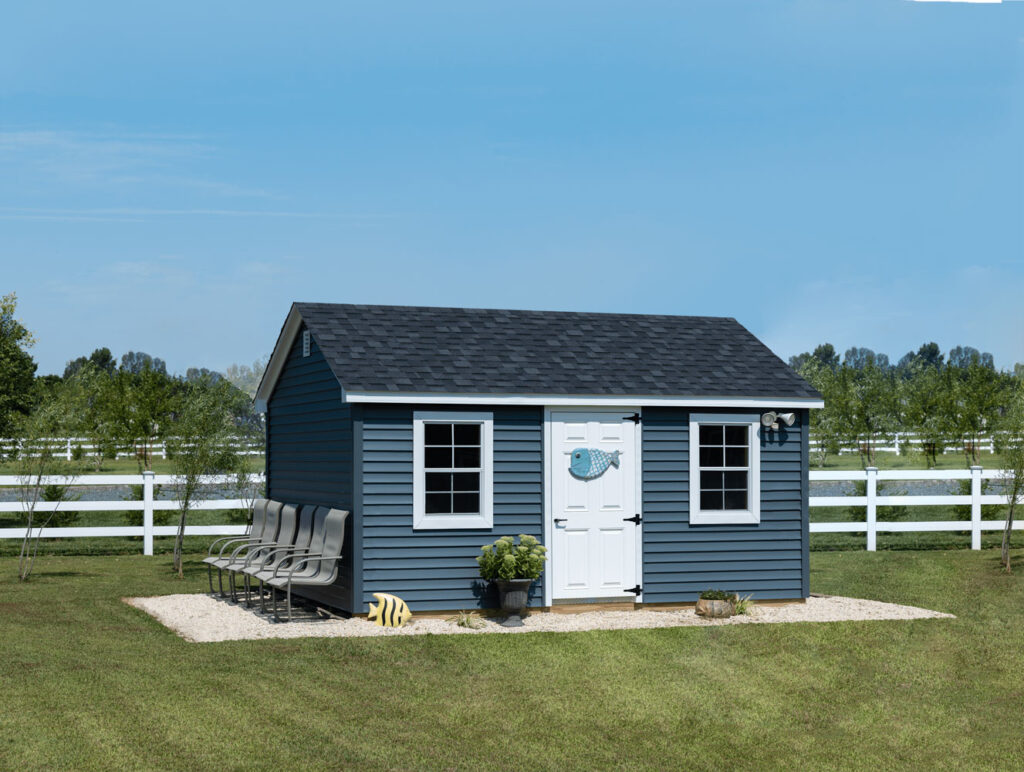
[344,391,823,409]
[688,418,761,526]
[542,407,554,608]
[412,411,494,531]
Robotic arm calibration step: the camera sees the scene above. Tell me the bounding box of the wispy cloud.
[0,205,353,221]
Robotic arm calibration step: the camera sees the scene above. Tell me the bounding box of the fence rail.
[809,467,1019,550]
[807,432,1009,455]
[0,472,262,555]
[0,437,264,460]
[2,469,1019,556]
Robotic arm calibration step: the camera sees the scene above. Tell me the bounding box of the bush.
[39,483,79,528]
[477,534,547,581]
[698,589,738,601]
[121,484,173,526]
[71,444,85,461]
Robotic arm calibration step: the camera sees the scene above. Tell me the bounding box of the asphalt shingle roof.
[292,303,820,399]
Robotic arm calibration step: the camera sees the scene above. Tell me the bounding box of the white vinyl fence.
[809,467,1019,550]
[0,472,262,556]
[0,437,264,460]
[809,432,1002,456]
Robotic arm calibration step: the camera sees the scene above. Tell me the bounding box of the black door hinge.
[626,585,642,595]
[624,412,641,424]
[623,514,642,525]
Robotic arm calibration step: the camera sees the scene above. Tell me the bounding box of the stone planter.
[695,598,735,619]
[494,579,534,627]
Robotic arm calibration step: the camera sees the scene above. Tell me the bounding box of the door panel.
[551,410,638,600]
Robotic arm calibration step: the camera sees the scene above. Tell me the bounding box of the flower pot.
[494,579,533,627]
[695,598,735,619]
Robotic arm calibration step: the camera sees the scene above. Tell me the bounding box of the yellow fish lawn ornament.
[367,593,413,628]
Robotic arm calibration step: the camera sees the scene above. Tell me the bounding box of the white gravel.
[125,593,954,643]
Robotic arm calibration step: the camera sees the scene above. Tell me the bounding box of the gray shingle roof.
[292,303,820,399]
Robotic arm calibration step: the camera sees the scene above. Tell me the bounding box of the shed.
[255,303,823,615]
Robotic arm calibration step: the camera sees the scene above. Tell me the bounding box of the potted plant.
[695,589,738,618]
[477,534,547,627]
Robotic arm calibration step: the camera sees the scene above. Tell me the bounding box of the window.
[413,412,493,529]
[688,416,760,525]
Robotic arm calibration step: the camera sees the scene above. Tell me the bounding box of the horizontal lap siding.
[641,408,808,602]
[266,327,355,612]
[360,405,544,611]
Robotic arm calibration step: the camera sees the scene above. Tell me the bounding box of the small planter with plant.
[477,534,547,627]
[695,589,754,619]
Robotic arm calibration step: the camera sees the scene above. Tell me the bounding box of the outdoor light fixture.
[760,411,796,430]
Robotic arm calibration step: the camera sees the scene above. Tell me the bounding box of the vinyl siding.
[359,405,545,611]
[641,408,808,602]
[266,325,355,612]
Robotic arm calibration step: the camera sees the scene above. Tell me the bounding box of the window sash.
[689,417,761,525]
[413,412,494,530]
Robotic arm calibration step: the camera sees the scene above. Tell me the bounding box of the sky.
[1,1,1022,377]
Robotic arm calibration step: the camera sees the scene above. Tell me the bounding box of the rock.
[695,599,735,618]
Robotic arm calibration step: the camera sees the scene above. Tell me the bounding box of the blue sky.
[2,1,1021,376]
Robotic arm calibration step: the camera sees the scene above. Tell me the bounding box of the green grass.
[1,550,1022,770]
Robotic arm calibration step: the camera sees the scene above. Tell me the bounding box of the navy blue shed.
[255,303,823,616]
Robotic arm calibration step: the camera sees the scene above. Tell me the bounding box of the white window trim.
[688,418,761,525]
[413,411,494,530]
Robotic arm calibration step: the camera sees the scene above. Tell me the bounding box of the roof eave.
[342,390,824,409]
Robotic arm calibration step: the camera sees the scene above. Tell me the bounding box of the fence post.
[866,467,878,552]
[894,433,900,456]
[66,438,72,461]
[143,470,155,556]
[970,465,982,550]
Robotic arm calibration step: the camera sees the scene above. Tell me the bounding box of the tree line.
[791,342,1024,468]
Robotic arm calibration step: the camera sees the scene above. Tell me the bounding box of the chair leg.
[272,586,280,623]
[207,563,214,594]
[217,568,225,597]
[287,583,293,623]
[229,571,238,603]
[243,574,251,607]
[259,580,267,613]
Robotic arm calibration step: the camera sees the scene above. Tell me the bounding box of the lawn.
[1,551,1022,770]
[813,450,1005,471]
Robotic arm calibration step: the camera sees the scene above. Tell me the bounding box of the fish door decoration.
[568,448,621,480]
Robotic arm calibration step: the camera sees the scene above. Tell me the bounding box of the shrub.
[121,484,172,526]
[446,610,485,629]
[698,589,738,602]
[477,534,547,581]
[40,484,79,528]
[71,444,85,462]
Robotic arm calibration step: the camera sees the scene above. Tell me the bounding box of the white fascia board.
[343,391,824,409]
[254,306,305,407]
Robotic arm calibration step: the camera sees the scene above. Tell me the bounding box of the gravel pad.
[125,594,954,643]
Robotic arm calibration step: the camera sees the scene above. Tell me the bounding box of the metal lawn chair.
[226,503,299,603]
[241,504,322,609]
[266,508,349,622]
[203,499,276,596]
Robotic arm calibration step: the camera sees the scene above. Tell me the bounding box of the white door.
[550,410,638,600]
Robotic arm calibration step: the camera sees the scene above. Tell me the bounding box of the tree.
[897,342,944,374]
[797,359,844,467]
[165,377,254,578]
[843,347,890,371]
[948,345,994,371]
[995,384,1024,572]
[223,357,269,398]
[948,357,1008,465]
[789,344,838,373]
[63,347,117,379]
[13,380,82,581]
[117,364,175,470]
[837,361,899,466]
[0,293,38,438]
[899,361,952,467]
[120,351,167,376]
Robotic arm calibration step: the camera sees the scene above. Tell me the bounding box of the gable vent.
[302,330,311,357]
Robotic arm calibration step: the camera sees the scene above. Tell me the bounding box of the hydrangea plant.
[477,534,548,581]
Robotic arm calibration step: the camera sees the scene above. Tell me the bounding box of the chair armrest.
[212,535,255,558]
[272,551,323,578]
[228,540,278,561]
[276,554,343,581]
[246,546,306,569]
